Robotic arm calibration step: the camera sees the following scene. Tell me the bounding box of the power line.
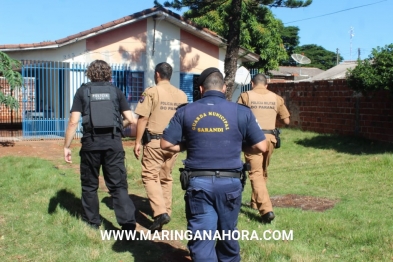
[283,0,387,24]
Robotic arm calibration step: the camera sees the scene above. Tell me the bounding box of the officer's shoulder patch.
[138,87,152,103]
[138,92,146,103]
[176,103,188,110]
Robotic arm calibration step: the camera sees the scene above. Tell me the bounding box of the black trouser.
[80,150,136,228]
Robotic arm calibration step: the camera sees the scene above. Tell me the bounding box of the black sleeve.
[70,87,84,113]
[117,88,130,112]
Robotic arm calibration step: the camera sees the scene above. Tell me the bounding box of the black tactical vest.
[81,82,123,135]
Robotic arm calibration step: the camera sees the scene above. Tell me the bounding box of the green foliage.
[189,1,287,72]
[279,25,300,66]
[241,4,288,71]
[294,44,343,70]
[346,44,393,93]
[0,51,23,109]
[155,0,312,100]
[156,0,312,12]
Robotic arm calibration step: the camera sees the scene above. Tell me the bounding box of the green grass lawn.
[1,128,392,261]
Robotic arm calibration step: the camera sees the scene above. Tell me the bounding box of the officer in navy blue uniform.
[160,67,267,262]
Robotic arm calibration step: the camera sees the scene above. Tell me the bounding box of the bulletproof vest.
[81,82,123,135]
[183,99,243,170]
[247,90,277,130]
[147,84,188,134]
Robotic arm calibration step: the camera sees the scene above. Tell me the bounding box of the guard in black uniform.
[64,60,137,231]
[160,67,267,262]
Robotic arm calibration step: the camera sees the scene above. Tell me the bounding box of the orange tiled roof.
[0,7,222,50]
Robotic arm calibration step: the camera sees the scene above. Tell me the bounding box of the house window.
[112,71,144,103]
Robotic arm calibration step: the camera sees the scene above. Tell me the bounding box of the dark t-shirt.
[70,82,130,151]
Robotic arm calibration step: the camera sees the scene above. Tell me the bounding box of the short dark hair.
[155,62,172,80]
[251,73,268,85]
[203,71,224,91]
[86,60,112,82]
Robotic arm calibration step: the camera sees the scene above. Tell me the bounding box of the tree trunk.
[224,0,242,101]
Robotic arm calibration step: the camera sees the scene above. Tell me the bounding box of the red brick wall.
[0,78,23,124]
[269,79,393,143]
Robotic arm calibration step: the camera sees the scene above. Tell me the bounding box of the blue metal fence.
[240,68,259,93]
[21,61,144,140]
[180,73,195,102]
[19,63,258,140]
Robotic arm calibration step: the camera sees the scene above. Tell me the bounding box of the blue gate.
[19,63,257,140]
[21,61,144,140]
[180,73,195,102]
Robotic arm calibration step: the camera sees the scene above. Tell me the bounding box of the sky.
[1,0,391,62]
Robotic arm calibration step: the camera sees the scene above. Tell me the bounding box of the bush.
[0,51,23,109]
[346,44,393,93]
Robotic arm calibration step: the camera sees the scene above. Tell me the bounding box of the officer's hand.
[134,143,141,160]
[64,148,72,163]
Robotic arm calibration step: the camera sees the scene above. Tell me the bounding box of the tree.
[0,51,23,109]
[189,1,287,73]
[293,44,343,70]
[279,25,300,66]
[155,0,312,99]
[346,44,393,93]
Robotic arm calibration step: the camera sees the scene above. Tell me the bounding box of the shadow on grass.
[112,233,191,262]
[240,205,260,223]
[48,189,118,230]
[102,194,153,229]
[48,189,190,261]
[48,189,84,218]
[295,134,393,155]
[101,195,191,262]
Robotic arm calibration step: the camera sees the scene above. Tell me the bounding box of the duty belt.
[189,170,241,178]
[262,129,275,135]
[150,134,162,139]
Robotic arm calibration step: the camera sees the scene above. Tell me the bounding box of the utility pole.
[358,48,361,60]
[336,48,339,65]
[349,27,354,60]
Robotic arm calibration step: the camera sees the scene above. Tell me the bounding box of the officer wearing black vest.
[64,60,137,231]
[160,67,267,262]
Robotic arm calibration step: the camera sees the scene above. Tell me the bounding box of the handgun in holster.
[241,162,251,191]
[179,167,190,190]
[273,128,281,149]
[141,128,151,145]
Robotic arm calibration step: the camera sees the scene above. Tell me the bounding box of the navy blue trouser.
[185,176,242,262]
[80,150,136,228]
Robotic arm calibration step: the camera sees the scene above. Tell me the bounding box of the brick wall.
[269,79,393,143]
[0,77,23,124]
[1,77,37,126]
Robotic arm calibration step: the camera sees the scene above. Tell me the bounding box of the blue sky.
[1,0,391,62]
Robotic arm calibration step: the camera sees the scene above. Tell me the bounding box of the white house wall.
[146,17,180,88]
[219,48,226,74]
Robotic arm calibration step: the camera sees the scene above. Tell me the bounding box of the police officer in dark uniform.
[160,67,267,262]
[64,60,137,231]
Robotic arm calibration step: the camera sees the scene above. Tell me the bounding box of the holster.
[142,129,151,145]
[273,128,281,149]
[179,168,190,190]
[241,162,251,191]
